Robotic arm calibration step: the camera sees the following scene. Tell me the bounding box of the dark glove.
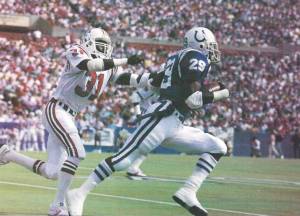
[128,54,144,65]
[149,71,164,87]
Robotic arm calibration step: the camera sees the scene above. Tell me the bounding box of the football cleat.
[48,202,69,216]
[172,188,208,216]
[66,188,86,216]
[126,169,147,180]
[0,144,10,165]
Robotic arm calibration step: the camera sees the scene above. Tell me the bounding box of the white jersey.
[52,44,113,112]
[130,88,159,114]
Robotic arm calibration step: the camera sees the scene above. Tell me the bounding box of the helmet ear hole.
[199,44,203,49]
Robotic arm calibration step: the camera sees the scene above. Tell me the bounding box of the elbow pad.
[86,58,128,72]
[185,88,229,110]
[213,89,230,101]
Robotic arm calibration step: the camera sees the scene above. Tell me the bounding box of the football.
[205,81,222,92]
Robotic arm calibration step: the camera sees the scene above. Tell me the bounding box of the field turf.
[0,152,299,216]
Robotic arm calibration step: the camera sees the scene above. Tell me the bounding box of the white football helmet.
[184,27,221,63]
[80,28,113,58]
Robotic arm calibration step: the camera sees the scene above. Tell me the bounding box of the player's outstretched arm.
[77,54,144,72]
[111,70,163,89]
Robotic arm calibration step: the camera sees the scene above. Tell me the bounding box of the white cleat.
[48,202,69,216]
[0,144,10,165]
[126,168,147,180]
[66,189,86,216]
[172,188,208,216]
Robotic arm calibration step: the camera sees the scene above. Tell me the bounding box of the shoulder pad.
[178,48,207,63]
[66,44,89,56]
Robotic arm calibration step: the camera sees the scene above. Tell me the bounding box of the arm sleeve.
[77,58,128,72]
[185,88,229,109]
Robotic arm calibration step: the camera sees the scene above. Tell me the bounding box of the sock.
[79,159,114,197]
[32,159,46,175]
[54,158,79,204]
[127,155,146,173]
[4,150,36,170]
[4,149,49,178]
[183,153,219,193]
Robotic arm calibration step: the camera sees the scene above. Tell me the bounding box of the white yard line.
[78,166,300,190]
[0,180,271,216]
[212,176,300,186]
[79,166,300,185]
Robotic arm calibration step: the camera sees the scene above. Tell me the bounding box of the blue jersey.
[159,48,211,116]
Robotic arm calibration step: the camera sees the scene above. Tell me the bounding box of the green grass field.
[0,153,300,216]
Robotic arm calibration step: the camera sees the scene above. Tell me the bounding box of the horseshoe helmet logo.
[194,30,206,42]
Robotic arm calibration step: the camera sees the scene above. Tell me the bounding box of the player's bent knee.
[219,140,228,155]
[78,152,86,160]
[43,164,59,180]
[212,137,228,155]
[76,147,86,160]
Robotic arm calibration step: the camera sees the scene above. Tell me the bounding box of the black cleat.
[126,170,147,180]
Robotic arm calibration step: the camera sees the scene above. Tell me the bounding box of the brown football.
[205,81,221,92]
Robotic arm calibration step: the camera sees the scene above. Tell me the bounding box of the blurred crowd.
[1,0,299,46]
[0,34,299,137]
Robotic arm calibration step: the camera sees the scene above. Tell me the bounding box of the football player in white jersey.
[66,27,230,216]
[126,87,159,179]
[0,28,145,215]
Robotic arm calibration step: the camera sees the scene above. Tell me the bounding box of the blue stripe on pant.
[112,116,162,165]
[111,101,168,167]
[112,101,167,163]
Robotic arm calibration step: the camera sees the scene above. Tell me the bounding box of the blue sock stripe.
[94,169,104,181]
[196,163,211,174]
[198,158,214,169]
[98,164,110,177]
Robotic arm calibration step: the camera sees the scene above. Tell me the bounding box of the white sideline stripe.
[0,181,271,216]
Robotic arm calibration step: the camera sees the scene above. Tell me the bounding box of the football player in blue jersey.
[66,27,230,216]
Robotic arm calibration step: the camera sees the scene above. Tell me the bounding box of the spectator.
[274,129,285,159]
[250,136,261,158]
[94,128,102,147]
[269,131,280,159]
[291,129,300,158]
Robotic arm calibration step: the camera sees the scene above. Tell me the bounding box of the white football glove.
[185,91,203,109]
